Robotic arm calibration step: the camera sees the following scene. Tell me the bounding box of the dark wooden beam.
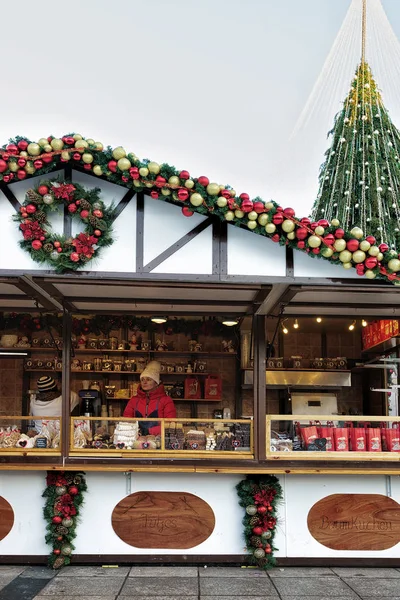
[0,182,21,212]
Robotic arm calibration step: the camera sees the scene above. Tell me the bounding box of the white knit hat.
[140,360,161,384]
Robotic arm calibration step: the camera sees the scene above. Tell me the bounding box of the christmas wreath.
[43,471,87,569]
[14,179,114,272]
[236,475,282,570]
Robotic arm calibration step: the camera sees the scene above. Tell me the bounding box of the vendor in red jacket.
[123,360,176,436]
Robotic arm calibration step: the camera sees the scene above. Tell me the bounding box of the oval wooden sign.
[112,491,215,549]
[0,496,14,541]
[307,493,400,551]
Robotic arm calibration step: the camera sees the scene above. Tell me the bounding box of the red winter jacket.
[123,384,176,435]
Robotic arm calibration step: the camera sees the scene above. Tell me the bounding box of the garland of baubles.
[1,134,399,282]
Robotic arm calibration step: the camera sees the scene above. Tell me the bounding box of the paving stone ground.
[0,565,399,600]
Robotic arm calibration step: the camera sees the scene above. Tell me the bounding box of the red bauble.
[197,176,209,187]
[31,240,42,250]
[70,252,80,262]
[272,213,284,225]
[275,206,283,213]
[220,189,231,199]
[73,153,81,161]
[26,204,37,214]
[312,248,320,254]
[179,170,190,180]
[318,219,329,228]
[296,228,308,240]
[365,256,378,269]
[177,188,189,201]
[257,506,267,515]
[0,159,7,173]
[297,241,305,249]
[323,234,335,246]
[42,153,53,164]
[57,536,63,541]
[346,239,359,252]
[57,248,62,253]
[64,136,75,145]
[68,486,79,495]
[54,241,61,248]
[53,549,61,555]
[33,160,43,169]
[241,199,254,213]
[17,158,26,168]
[334,228,345,239]
[68,204,77,213]
[239,192,250,202]
[182,206,194,217]
[84,164,92,171]
[80,210,89,219]
[301,217,311,226]
[6,144,18,155]
[129,167,140,179]
[310,222,318,230]
[2,153,9,160]
[253,201,265,214]
[150,191,159,199]
[52,516,62,524]
[366,235,376,245]
[283,207,295,218]
[379,243,389,253]
[94,229,102,237]
[155,175,166,188]
[17,140,28,151]
[265,548,272,554]
[271,234,280,243]
[93,209,103,218]
[40,236,45,241]
[17,169,27,180]
[253,526,263,536]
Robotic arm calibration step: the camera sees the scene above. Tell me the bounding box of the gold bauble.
[321,247,334,258]
[161,188,171,196]
[147,161,160,174]
[216,198,227,208]
[112,146,126,160]
[139,167,149,177]
[225,211,235,221]
[61,151,71,161]
[365,269,377,279]
[185,179,194,189]
[190,193,203,207]
[377,252,384,261]
[51,138,64,151]
[287,231,296,240]
[206,182,220,196]
[27,143,40,156]
[308,235,322,248]
[247,211,258,221]
[230,189,236,197]
[93,165,103,176]
[9,162,18,172]
[86,138,95,145]
[342,262,353,269]
[359,240,371,252]
[117,157,131,171]
[95,142,104,151]
[168,175,180,188]
[334,239,346,252]
[339,250,352,263]
[38,138,48,147]
[265,223,276,234]
[73,133,83,140]
[25,162,36,175]
[235,210,244,219]
[145,182,154,188]
[388,258,400,272]
[133,180,143,188]
[350,226,364,240]
[265,202,274,210]
[247,221,257,230]
[74,140,88,152]
[82,153,94,164]
[314,226,325,236]
[19,151,28,157]
[368,246,380,257]
[282,219,295,233]
[219,184,225,190]
[352,250,366,264]
[257,214,269,226]
[44,144,52,152]
[331,218,340,227]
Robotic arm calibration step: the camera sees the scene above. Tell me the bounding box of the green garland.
[42,471,87,569]
[1,133,399,283]
[236,475,282,570]
[13,178,114,272]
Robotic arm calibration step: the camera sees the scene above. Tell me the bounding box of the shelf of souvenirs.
[24,369,218,375]
[5,347,236,355]
[70,416,253,458]
[0,416,61,455]
[267,414,400,461]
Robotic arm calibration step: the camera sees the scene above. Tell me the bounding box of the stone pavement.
[0,564,399,599]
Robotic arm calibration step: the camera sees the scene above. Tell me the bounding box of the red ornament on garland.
[365,256,378,269]
[73,153,81,161]
[220,189,231,199]
[177,188,189,201]
[197,176,209,187]
[70,252,80,262]
[17,170,27,180]
[366,235,376,245]
[80,210,89,219]
[17,158,26,168]
[52,516,62,524]
[42,154,53,164]
[94,229,102,237]
[33,160,43,169]
[0,159,7,173]
[129,167,140,179]
[253,201,265,214]
[150,191,159,199]
[272,213,284,225]
[271,234,280,243]
[312,248,320,254]
[239,193,250,202]
[84,164,92,171]
[38,185,49,195]
[275,206,283,213]
[53,549,61,555]
[334,228,345,239]
[253,526,263,536]
[182,206,194,217]
[93,209,103,218]
[64,136,75,145]
[6,144,18,155]
[323,234,335,246]
[379,243,389,253]
[68,486,79,496]
[26,204,37,214]
[310,222,318,230]
[68,204,77,213]
[17,140,29,151]
[57,536,63,541]
[241,199,254,213]
[257,506,267,515]
[297,241,305,249]
[301,217,311,226]
[155,176,166,188]
[179,170,190,180]
[318,219,329,228]
[283,207,295,218]
[32,240,42,250]
[346,239,359,252]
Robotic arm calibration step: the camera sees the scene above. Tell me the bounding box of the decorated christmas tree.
[311,59,400,250]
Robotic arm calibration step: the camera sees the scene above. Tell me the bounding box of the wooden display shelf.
[16,348,236,355]
[25,370,216,375]
[107,397,222,402]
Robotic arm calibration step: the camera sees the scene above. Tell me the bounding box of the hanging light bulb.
[293,319,299,329]
[362,319,368,327]
[349,320,356,331]
[151,316,168,324]
[316,317,322,323]
[281,321,289,335]
[222,319,239,327]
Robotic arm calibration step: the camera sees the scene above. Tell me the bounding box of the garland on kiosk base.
[43,471,87,569]
[236,475,282,570]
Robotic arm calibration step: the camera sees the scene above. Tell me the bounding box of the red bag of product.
[333,427,349,451]
[184,377,202,399]
[317,421,335,451]
[386,429,400,452]
[301,425,318,448]
[204,375,222,400]
[349,426,367,451]
[367,427,382,452]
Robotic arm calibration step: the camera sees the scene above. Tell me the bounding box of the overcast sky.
[1,0,400,217]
